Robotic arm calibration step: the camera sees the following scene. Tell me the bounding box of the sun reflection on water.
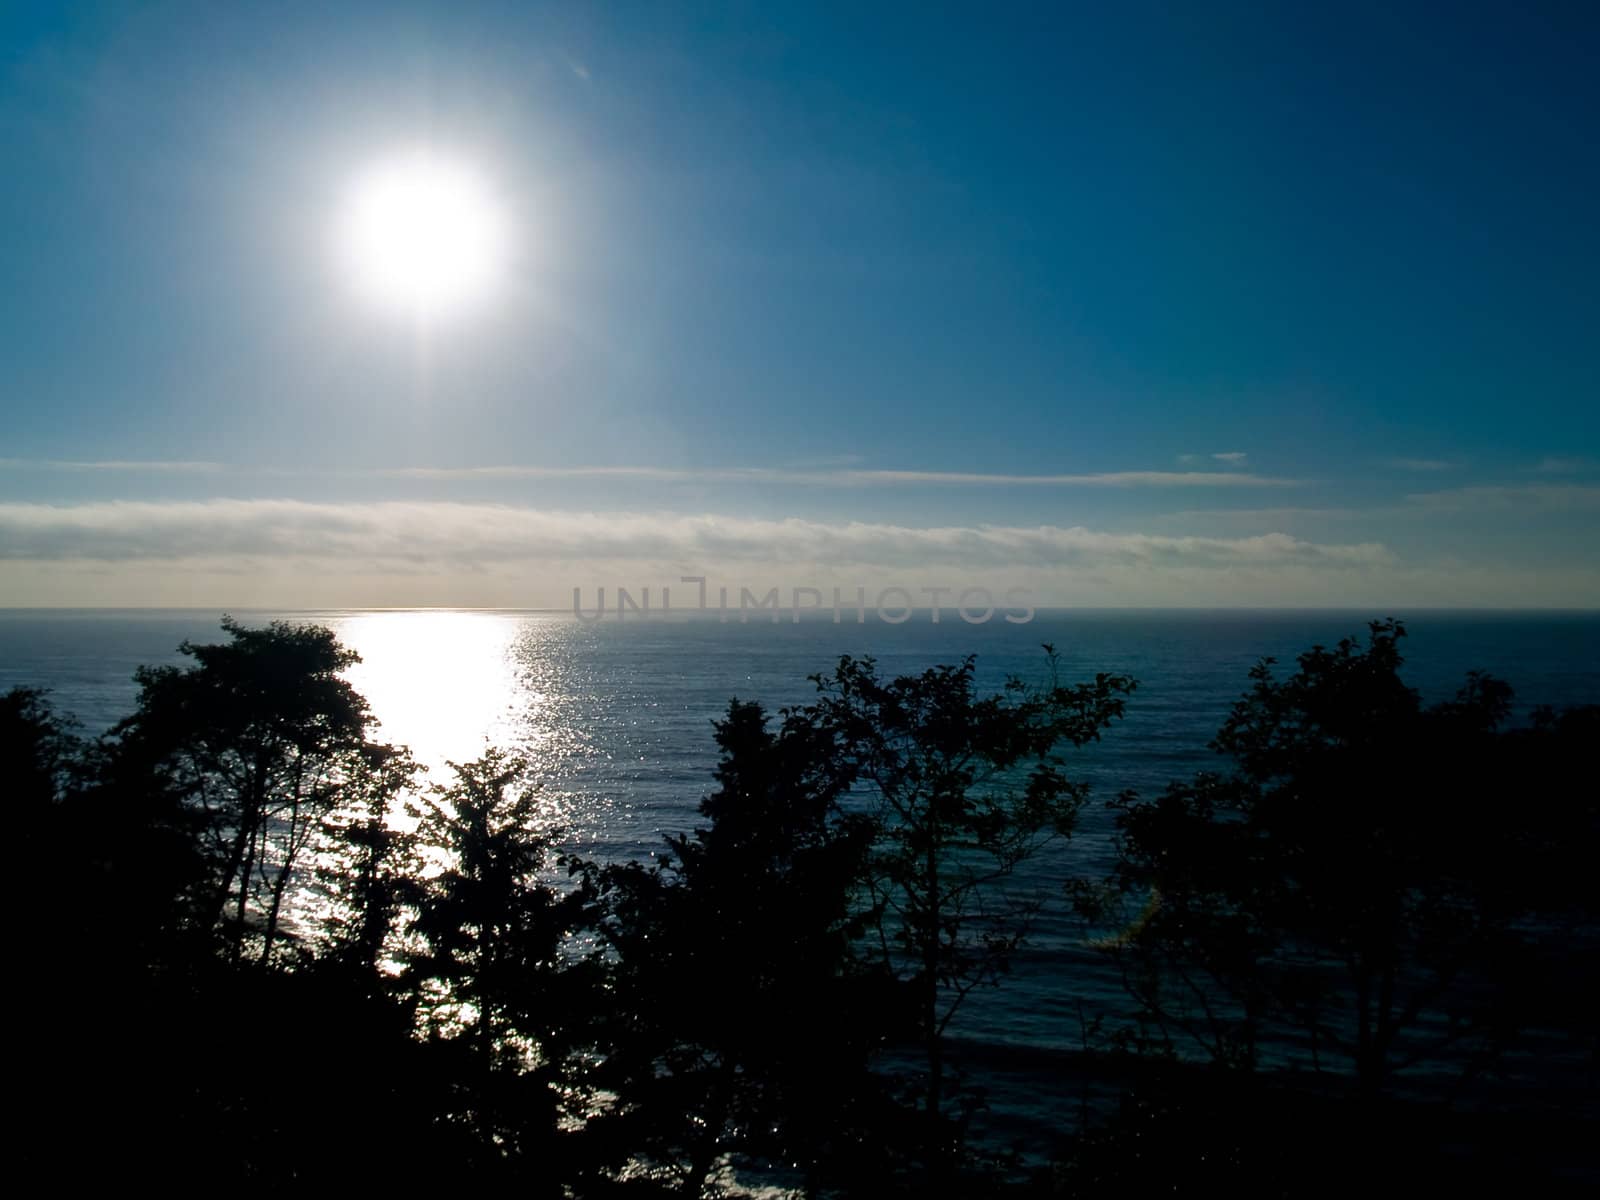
[282,610,593,953]
[332,611,523,771]
[325,611,589,824]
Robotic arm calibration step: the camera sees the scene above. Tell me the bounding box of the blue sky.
[1,1,1596,606]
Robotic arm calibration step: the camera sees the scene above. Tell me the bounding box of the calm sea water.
[5,607,1597,1138]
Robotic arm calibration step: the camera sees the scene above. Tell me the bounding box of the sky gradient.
[2,1,1596,607]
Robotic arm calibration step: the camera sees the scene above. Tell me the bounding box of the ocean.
[5,607,1597,1143]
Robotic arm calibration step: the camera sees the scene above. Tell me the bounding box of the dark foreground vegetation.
[8,617,1597,1194]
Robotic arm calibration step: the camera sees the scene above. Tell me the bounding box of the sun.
[337,150,509,321]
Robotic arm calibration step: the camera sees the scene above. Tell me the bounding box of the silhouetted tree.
[1088,619,1592,1097]
[582,699,895,1196]
[9,667,455,1186]
[5,685,79,812]
[109,615,378,965]
[7,686,84,976]
[804,649,1136,1173]
[401,749,595,1181]
[7,683,211,972]
[313,740,422,982]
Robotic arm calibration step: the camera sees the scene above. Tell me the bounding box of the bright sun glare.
[338,150,508,321]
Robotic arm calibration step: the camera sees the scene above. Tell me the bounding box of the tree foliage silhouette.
[802,648,1136,1166]
[313,740,422,982]
[111,615,382,964]
[1089,619,1588,1095]
[402,749,596,1176]
[5,685,79,814]
[8,686,90,965]
[583,698,892,1196]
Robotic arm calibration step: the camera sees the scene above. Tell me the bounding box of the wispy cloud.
[1156,484,1600,534]
[0,459,1298,489]
[1154,505,1365,525]
[0,500,1387,569]
[1177,452,1248,466]
[382,465,1298,488]
[1402,484,1600,512]
[0,458,223,472]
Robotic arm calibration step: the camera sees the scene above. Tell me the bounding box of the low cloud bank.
[3,499,1593,608]
[0,500,1389,570]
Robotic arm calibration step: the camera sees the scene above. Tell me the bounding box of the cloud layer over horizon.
[2,497,1593,609]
